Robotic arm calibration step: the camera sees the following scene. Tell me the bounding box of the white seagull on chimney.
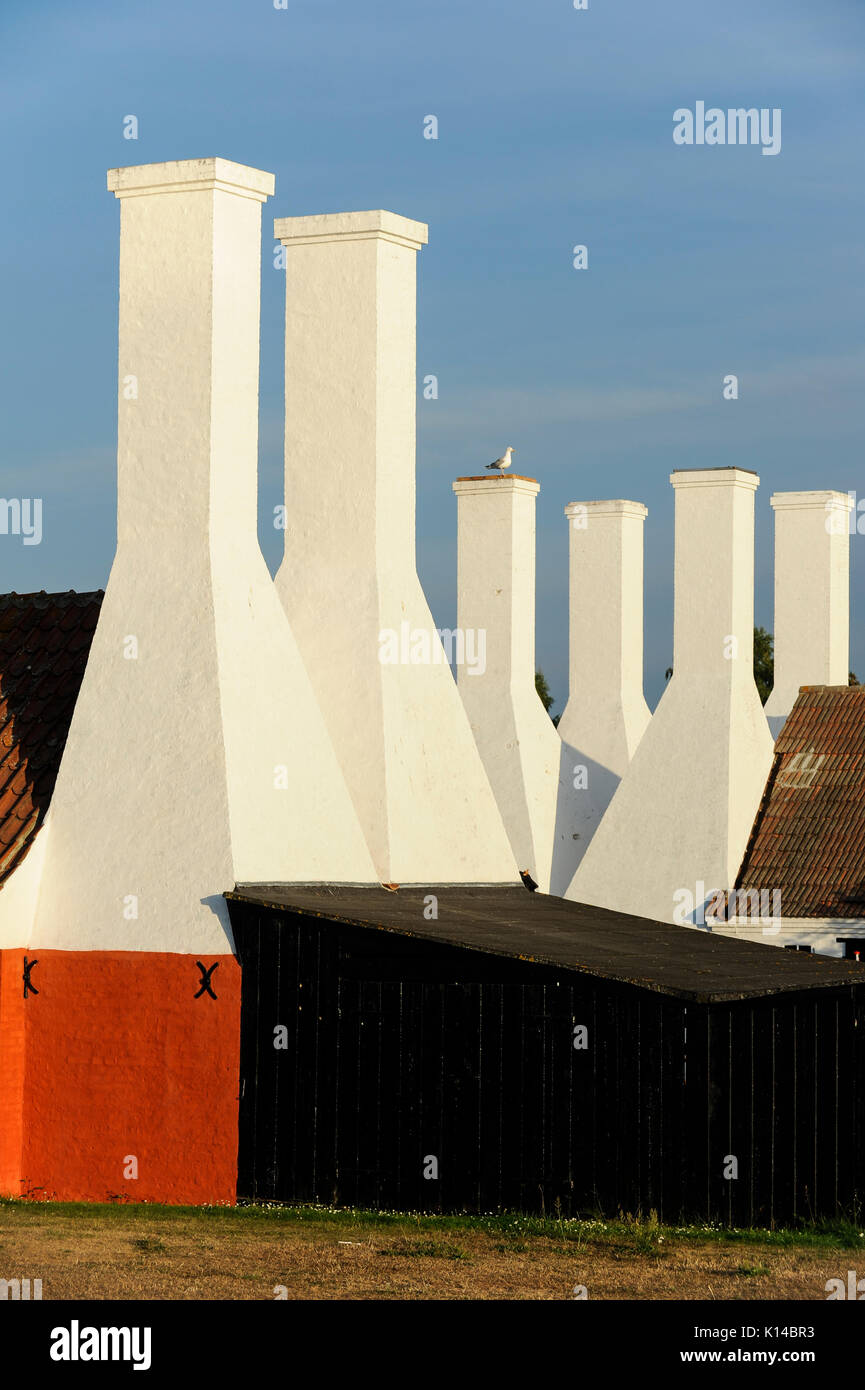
[486,446,515,472]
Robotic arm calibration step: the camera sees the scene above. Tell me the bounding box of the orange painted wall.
[0,949,241,1204]
[0,949,27,1193]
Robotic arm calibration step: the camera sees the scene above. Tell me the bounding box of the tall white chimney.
[273,211,517,884]
[452,473,563,891]
[554,500,651,890]
[763,490,853,738]
[24,159,377,954]
[566,468,774,924]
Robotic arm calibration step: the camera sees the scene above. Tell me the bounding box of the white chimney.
[452,473,563,890]
[21,159,377,954]
[273,211,517,884]
[554,500,651,890]
[763,490,853,738]
[566,468,774,924]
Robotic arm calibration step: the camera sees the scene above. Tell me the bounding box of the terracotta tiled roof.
[735,685,865,918]
[0,590,102,889]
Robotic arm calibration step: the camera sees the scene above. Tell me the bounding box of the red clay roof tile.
[0,590,102,890]
[736,685,865,917]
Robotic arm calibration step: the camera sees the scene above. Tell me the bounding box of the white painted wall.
[705,918,865,959]
[566,468,775,924]
[554,500,651,892]
[764,490,852,738]
[0,820,48,949]
[274,211,518,885]
[5,159,377,954]
[453,474,563,891]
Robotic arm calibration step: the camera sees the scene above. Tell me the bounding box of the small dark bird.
[520,870,539,893]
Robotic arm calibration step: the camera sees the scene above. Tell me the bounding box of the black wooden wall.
[230,901,865,1224]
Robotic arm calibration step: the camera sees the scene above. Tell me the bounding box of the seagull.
[486,446,515,472]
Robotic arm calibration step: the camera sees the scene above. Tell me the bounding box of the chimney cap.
[107,158,275,202]
[670,467,759,490]
[770,490,853,511]
[453,474,539,493]
[564,499,647,519]
[274,209,428,250]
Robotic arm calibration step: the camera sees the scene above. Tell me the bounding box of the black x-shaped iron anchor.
[23,957,38,998]
[194,961,219,1000]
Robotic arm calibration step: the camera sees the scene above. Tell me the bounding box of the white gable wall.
[566,468,775,924]
[6,160,377,955]
[274,212,518,885]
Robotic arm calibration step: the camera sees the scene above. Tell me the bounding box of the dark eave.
[225,883,865,1003]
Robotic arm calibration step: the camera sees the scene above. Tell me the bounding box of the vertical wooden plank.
[498,984,524,1212]
[477,982,504,1212]
[234,905,260,1202]
[372,981,402,1208]
[416,981,444,1213]
[335,976,365,1209]
[770,1002,796,1225]
[615,989,641,1217]
[749,1003,775,1226]
[257,909,284,1201]
[810,996,829,1219]
[315,921,341,1206]
[705,1007,732,1225]
[793,997,818,1224]
[565,982,593,1216]
[727,1002,755,1228]
[310,920,333,1202]
[661,1000,689,1225]
[835,989,856,1217]
[638,994,664,1220]
[547,979,574,1215]
[394,978,421,1210]
[521,980,547,1213]
[289,917,321,1203]
[437,983,466,1211]
[586,984,602,1214]
[681,1005,710,1221]
[825,994,841,1217]
[592,987,619,1216]
[267,911,286,1201]
[363,979,384,1208]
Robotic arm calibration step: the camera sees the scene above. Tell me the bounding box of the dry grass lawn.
[0,1200,860,1300]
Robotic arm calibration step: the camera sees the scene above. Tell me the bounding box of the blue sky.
[1,0,863,711]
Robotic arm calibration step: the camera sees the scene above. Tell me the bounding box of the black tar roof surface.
[225,884,865,1004]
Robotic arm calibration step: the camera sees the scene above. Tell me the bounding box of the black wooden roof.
[225,884,865,1003]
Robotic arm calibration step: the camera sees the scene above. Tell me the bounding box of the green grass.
[2,1195,863,1252]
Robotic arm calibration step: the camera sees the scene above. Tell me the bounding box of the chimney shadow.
[549,740,620,897]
